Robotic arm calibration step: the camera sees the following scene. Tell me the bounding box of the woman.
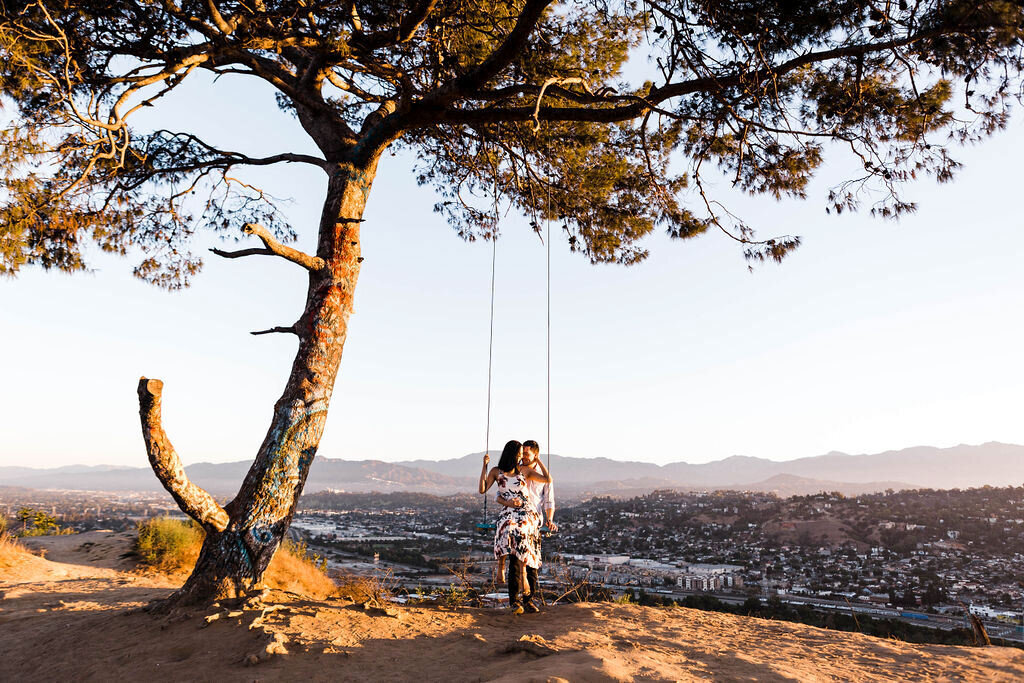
[479,439,551,614]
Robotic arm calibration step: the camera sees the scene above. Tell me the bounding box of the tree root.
[143,581,271,618]
[243,632,291,666]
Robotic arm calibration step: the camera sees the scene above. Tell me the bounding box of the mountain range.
[1,442,1022,499]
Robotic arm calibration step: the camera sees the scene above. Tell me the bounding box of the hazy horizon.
[3,439,1019,471]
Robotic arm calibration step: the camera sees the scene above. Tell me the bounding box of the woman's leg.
[497,555,506,584]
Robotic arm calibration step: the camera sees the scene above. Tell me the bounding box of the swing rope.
[482,226,497,527]
[546,180,551,471]
[479,182,500,531]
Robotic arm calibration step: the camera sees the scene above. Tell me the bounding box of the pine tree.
[2,1,1022,607]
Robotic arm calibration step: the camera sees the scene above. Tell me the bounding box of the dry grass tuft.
[0,530,33,568]
[333,570,394,604]
[263,541,337,600]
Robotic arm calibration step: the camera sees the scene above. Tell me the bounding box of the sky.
[2,72,1023,470]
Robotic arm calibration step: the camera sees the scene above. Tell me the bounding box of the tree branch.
[352,0,439,52]
[433,30,941,127]
[250,326,298,336]
[230,152,330,169]
[210,223,326,272]
[208,247,273,259]
[146,130,330,172]
[205,0,238,36]
[361,100,398,135]
[137,378,229,533]
[531,77,595,131]
[420,0,553,107]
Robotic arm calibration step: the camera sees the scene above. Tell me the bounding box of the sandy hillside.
[2,532,1023,682]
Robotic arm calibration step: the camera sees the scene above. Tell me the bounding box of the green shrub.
[135,517,203,571]
[431,582,474,607]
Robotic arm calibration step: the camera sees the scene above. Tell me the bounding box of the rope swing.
[476,178,554,532]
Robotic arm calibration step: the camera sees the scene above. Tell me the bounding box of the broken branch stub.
[241,222,327,272]
[137,377,230,532]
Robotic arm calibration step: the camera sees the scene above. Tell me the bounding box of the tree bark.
[142,156,379,607]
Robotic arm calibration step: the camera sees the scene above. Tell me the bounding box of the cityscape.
[7,482,1020,643]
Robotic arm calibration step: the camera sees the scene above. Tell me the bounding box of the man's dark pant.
[507,557,522,608]
[507,557,539,608]
[525,564,538,600]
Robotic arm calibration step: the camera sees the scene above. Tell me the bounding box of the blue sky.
[2,73,1023,469]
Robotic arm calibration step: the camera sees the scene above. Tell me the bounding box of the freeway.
[639,587,1023,643]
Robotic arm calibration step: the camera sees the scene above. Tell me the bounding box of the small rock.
[265,632,289,656]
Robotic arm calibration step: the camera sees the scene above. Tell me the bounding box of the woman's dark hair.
[497,440,522,473]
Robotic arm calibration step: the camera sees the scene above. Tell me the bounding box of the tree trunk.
[143,157,379,607]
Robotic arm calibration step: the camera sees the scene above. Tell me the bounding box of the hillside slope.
[2,534,1023,681]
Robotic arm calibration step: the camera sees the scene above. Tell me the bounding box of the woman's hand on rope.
[478,457,492,494]
[483,454,490,467]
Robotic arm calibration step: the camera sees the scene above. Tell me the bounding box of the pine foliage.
[1,1,1022,285]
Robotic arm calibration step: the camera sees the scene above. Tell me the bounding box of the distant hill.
[1,442,1021,499]
[0,459,469,497]
[725,474,917,498]
[403,442,1024,491]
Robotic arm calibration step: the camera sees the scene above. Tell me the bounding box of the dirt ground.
[3,531,1024,682]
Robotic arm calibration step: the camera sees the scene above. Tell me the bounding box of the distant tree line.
[13,507,71,537]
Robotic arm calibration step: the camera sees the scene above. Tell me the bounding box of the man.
[520,439,556,611]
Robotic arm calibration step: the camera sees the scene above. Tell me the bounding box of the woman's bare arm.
[479,455,497,494]
[533,458,552,481]
[519,464,552,484]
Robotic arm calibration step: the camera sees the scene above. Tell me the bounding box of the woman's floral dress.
[493,470,542,569]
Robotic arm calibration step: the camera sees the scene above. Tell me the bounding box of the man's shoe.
[510,605,524,615]
[523,602,540,614]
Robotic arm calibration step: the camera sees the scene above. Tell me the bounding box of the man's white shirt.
[526,477,554,519]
